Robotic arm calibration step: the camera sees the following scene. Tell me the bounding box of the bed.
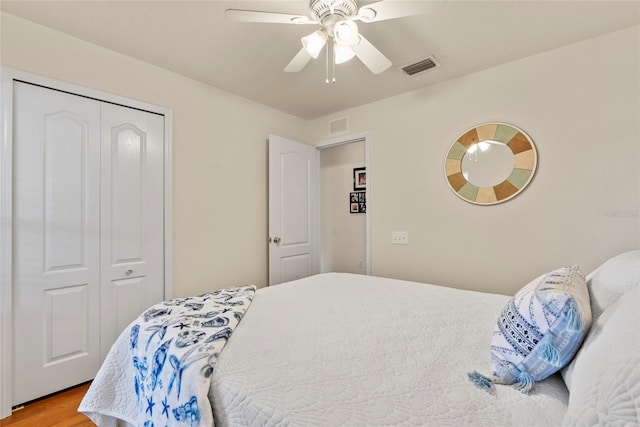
[80,251,640,426]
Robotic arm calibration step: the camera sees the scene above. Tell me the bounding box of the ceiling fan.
[226,0,433,76]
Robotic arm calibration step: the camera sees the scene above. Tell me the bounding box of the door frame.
[315,132,371,275]
[0,67,173,419]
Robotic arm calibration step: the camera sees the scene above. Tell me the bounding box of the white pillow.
[562,285,640,425]
[562,251,640,391]
[587,250,640,321]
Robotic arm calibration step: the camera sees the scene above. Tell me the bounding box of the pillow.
[469,265,591,394]
[586,250,640,322]
[562,285,639,425]
[562,250,640,392]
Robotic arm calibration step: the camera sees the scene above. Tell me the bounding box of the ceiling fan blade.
[351,35,392,75]
[284,48,313,72]
[226,9,316,24]
[356,1,436,23]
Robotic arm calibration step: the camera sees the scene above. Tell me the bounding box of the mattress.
[210,273,569,426]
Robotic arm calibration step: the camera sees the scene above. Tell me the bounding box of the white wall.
[0,12,309,296]
[3,11,638,297]
[309,25,640,295]
[320,141,366,273]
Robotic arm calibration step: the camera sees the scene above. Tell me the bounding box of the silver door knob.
[125,269,133,276]
[272,236,281,244]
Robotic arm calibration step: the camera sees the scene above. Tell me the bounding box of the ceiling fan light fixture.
[334,44,355,64]
[334,19,359,46]
[302,29,328,58]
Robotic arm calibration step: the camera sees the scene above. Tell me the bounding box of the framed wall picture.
[353,167,366,191]
[349,192,366,213]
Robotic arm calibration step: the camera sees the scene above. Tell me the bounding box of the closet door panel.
[111,277,147,334]
[12,82,101,405]
[100,103,165,361]
[44,112,88,271]
[110,125,145,263]
[45,285,90,360]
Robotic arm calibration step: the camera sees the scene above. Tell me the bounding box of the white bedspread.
[210,273,569,426]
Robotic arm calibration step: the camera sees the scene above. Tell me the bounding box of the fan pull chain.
[324,39,337,84]
[332,40,336,83]
[325,42,329,84]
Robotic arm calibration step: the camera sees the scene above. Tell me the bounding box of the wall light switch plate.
[392,231,409,245]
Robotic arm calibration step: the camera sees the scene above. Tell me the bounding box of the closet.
[11,81,166,405]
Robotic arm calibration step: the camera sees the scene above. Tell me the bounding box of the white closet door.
[99,103,165,361]
[12,82,101,404]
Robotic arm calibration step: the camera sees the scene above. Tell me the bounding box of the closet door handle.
[125,269,133,276]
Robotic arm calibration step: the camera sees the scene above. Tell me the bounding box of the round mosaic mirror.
[445,123,537,205]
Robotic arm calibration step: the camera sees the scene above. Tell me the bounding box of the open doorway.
[318,136,369,274]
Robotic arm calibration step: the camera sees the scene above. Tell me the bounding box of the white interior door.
[12,82,101,404]
[268,135,318,285]
[99,104,165,361]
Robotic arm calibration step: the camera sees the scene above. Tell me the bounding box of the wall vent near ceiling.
[329,117,348,135]
[401,55,440,76]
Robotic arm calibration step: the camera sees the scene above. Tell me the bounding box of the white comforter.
[210,273,569,426]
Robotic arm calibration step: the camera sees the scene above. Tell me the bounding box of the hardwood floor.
[0,383,95,427]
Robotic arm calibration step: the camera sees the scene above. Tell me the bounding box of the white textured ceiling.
[2,0,639,119]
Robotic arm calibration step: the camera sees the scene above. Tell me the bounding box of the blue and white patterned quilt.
[80,285,255,427]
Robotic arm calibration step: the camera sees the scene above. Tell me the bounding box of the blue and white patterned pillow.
[470,265,591,394]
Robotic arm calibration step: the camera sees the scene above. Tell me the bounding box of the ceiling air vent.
[329,117,348,135]
[401,56,440,76]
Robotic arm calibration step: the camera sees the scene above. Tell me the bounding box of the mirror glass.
[445,123,537,205]
[461,140,514,187]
